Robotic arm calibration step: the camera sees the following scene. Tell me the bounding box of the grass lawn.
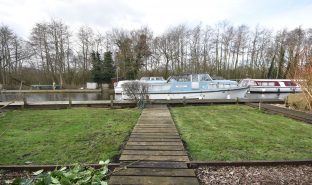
[0,108,140,165]
[171,105,312,161]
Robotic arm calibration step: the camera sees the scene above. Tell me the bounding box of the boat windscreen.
[169,75,191,82]
[199,74,212,81]
[140,77,149,80]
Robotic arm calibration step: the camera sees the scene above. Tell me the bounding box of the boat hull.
[249,86,302,93]
[119,87,248,100]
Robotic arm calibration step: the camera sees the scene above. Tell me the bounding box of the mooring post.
[145,94,150,104]
[110,95,114,108]
[285,96,289,108]
[68,96,72,109]
[22,97,27,109]
[236,97,239,104]
[183,96,186,106]
[259,99,262,110]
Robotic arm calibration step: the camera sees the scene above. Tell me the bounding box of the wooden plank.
[140,113,171,115]
[122,150,187,156]
[136,123,174,125]
[127,141,183,146]
[139,119,173,122]
[132,130,178,133]
[133,128,177,130]
[131,133,179,136]
[138,121,173,123]
[109,176,199,185]
[140,117,172,119]
[113,168,195,177]
[135,125,176,128]
[134,127,176,130]
[124,145,184,151]
[120,161,188,169]
[137,124,174,126]
[130,135,180,139]
[130,135,180,138]
[135,125,175,127]
[128,138,181,142]
[120,155,189,162]
[140,118,172,121]
[137,122,174,125]
[140,115,171,117]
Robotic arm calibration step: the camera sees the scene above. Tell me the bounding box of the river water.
[0,92,113,102]
[0,92,291,102]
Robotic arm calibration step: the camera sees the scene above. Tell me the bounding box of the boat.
[238,79,302,93]
[114,77,167,95]
[115,74,248,100]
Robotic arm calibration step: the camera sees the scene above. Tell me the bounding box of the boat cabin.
[239,79,301,93]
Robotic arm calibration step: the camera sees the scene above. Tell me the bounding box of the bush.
[121,81,149,108]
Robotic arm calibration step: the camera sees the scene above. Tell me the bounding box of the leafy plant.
[5,160,110,185]
[121,81,149,108]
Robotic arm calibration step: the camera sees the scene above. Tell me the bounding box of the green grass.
[171,105,312,161]
[0,108,140,165]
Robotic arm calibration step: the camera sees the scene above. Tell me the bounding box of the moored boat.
[115,74,248,100]
[239,79,302,93]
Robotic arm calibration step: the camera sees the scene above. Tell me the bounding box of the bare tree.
[0,25,33,86]
[30,20,71,86]
[77,26,94,84]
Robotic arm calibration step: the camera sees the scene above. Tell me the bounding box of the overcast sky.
[1,0,312,38]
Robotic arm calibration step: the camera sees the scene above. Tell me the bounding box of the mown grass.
[171,105,312,161]
[0,108,141,165]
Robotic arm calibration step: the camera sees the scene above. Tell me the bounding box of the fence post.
[183,96,186,106]
[258,100,262,110]
[110,95,114,108]
[68,96,72,109]
[236,97,239,105]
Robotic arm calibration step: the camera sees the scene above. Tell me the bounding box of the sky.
[1,0,312,38]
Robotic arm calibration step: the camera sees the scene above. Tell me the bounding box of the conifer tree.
[103,51,115,83]
[91,51,104,84]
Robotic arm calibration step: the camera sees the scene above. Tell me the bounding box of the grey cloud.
[49,0,144,30]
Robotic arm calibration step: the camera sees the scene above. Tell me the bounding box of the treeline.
[0,20,311,87]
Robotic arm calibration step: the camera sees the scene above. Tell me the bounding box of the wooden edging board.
[0,163,120,172]
[187,160,312,168]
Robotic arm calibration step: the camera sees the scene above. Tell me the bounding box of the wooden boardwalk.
[109,105,199,185]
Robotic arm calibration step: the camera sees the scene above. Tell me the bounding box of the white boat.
[114,77,167,95]
[115,74,248,100]
[239,79,302,93]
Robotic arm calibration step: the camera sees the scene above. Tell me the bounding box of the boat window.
[169,75,191,82]
[249,81,256,86]
[200,74,212,81]
[283,81,296,86]
[178,75,190,82]
[242,80,248,87]
[192,74,199,82]
[268,82,275,86]
[259,82,269,86]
